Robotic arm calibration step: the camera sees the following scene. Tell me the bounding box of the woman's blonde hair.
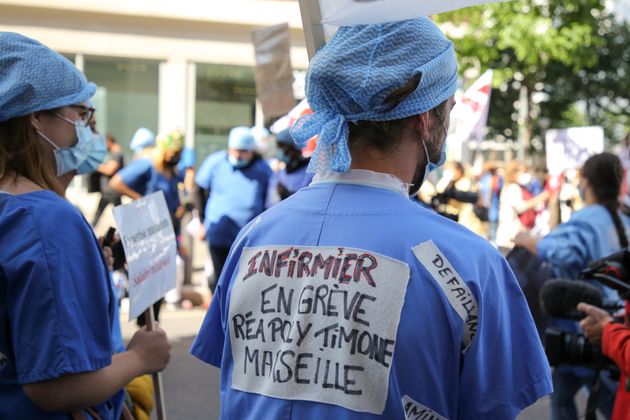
[0,114,63,196]
[504,161,524,185]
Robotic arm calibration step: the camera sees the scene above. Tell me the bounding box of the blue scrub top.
[195,151,272,247]
[0,191,123,419]
[178,147,196,171]
[191,170,552,419]
[118,158,183,215]
[265,163,314,209]
[538,204,624,281]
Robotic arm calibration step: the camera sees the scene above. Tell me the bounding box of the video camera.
[429,187,479,222]
[540,248,630,370]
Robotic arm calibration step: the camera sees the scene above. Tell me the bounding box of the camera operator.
[578,301,630,420]
[515,152,628,419]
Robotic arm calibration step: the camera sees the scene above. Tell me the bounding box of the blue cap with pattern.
[290,17,458,173]
[0,32,96,123]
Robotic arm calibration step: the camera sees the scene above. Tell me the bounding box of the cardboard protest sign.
[253,23,296,120]
[545,126,604,176]
[113,191,177,320]
[228,245,410,414]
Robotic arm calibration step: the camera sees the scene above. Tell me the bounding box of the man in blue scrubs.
[192,18,552,419]
[195,127,272,291]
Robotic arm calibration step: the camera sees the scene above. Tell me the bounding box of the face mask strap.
[36,130,60,151]
[421,137,432,166]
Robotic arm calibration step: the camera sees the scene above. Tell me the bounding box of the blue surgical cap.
[0,32,96,123]
[228,126,256,151]
[290,17,458,173]
[130,127,156,152]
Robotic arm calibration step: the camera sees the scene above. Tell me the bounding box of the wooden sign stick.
[144,305,167,420]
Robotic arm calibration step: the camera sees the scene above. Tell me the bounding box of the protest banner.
[545,126,605,176]
[447,69,493,161]
[228,245,410,414]
[113,191,177,420]
[298,0,509,59]
[253,23,295,120]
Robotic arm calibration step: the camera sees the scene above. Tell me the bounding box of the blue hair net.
[228,126,256,151]
[290,17,458,173]
[0,32,96,123]
[130,127,156,152]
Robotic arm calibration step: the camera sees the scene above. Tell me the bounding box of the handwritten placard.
[228,245,410,414]
[113,191,177,320]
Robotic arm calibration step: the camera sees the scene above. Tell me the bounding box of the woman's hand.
[127,327,172,374]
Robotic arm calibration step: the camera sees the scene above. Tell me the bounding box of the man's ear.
[411,112,431,141]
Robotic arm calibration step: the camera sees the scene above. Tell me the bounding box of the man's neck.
[349,136,419,185]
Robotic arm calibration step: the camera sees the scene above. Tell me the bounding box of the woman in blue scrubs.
[516,152,628,420]
[0,33,171,419]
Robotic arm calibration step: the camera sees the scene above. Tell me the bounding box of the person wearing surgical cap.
[265,128,314,209]
[194,126,272,291]
[129,127,156,158]
[191,18,552,419]
[110,129,185,219]
[0,32,170,419]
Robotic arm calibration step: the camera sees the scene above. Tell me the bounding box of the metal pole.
[298,0,326,60]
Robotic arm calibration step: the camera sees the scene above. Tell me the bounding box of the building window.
[84,56,160,157]
[195,63,256,163]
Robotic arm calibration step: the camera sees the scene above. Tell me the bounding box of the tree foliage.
[436,0,630,150]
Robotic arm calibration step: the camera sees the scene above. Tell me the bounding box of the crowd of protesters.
[3,20,630,420]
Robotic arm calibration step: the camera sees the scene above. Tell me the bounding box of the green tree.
[436,0,630,158]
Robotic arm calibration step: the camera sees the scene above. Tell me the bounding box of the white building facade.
[0,0,309,162]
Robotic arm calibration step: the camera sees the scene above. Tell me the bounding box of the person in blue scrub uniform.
[516,152,628,420]
[195,126,272,291]
[0,32,171,419]
[191,18,552,419]
[265,128,314,209]
[110,129,185,222]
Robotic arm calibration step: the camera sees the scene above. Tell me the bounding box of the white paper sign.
[412,240,478,353]
[113,191,177,320]
[319,0,509,27]
[402,395,448,420]
[545,126,605,176]
[229,245,410,414]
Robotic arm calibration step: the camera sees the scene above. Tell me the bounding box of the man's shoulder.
[203,150,228,166]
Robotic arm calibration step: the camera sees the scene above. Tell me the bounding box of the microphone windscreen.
[539,279,603,319]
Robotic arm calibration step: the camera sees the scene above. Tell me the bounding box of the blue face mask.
[37,114,94,176]
[228,155,250,169]
[421,139,447,185]
[77,132,107,174]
